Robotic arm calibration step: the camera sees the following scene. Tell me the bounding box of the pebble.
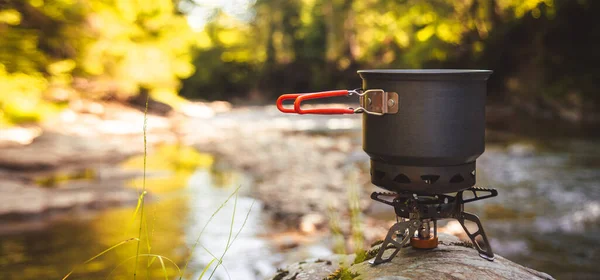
[507,142,537,157]
[300,213,327,233]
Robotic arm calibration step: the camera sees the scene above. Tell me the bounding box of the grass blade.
[133,190,147,279]
[179,185,242,279]
[134,90,150,280]
[207,192,238,279]
[208,198,255,280]
[145,210,153,272]
[232,200,255,244]
[198,258,216,280]
[125,192,146,236]
[197,244,232,280]
[158,256,168,280]
[148,256,157,268]
[224,192,238,253]
[62,237,139,280]
[106,254,181,280]
[200,245,219,260]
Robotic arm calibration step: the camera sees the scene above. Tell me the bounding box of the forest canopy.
[0,0,197,123]
[1,0,598,124]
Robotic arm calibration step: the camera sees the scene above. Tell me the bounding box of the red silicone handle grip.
[276,94,302,113]
[293,90,354,114]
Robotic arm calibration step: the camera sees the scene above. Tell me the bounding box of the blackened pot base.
[370,160,475,194]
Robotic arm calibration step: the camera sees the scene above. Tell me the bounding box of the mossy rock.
[269,234,554,280]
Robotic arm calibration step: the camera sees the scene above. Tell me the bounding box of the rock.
[0,132,137,170]
[209,100,232,113]
[0,126,42,147]
[277,236,300,250]
[271,255,356,280]
[179,102,215,118]
[507,142,537,157]
[0,177,139,219]
[70,99,105,115]
[485,105,515,124]
[437,220,472,241]
[300,213,326,233]
[270,234,554,280]
[1,104,364,226]
[191,122,372,229]
[127,91,173,116]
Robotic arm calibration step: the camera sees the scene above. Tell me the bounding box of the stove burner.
[369,187,498,265]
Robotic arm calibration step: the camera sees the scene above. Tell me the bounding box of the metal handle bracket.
[357,90,399,116]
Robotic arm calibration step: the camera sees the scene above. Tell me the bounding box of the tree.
[0,0,197,124]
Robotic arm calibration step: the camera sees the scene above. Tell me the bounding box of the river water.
[0,147,335,280]
[0,111,598,279]
[477,121,600,279]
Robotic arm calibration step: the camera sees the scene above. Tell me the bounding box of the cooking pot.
[277,69,492,194]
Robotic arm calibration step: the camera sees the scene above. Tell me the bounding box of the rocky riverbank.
[0,100,398,266]
[0,100,376,225]
[0,100,230,218]
[0,100,559,236]
[269,233,554,280]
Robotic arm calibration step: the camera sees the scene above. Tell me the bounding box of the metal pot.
[277,69,492,194]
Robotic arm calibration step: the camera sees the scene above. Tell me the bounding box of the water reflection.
[34,168,96,188]
[184,170,274,279]
[0,158,273,280]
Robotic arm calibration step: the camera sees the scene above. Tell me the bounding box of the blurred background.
[0,0,599,279]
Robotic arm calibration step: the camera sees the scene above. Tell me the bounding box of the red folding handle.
[276,94,302,113]
[277,90,354,114]
[277,90,355,114]
[294,90,354,114]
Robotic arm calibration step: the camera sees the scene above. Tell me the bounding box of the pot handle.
[276,90,357,114]
[294,90,355,114]
[276,93,303,113]
[276,89,398,115]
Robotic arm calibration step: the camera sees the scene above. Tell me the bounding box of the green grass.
[347,171,363,255]
[324,267,360,280]
[322,167,370,279]
[133,94,149,280]
[61,238,140,280]
[328,168,367,255]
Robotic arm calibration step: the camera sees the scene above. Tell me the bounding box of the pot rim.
[357,69,493,81]
[357,69,492,74]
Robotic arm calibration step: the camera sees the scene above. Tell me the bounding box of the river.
[0,109,598,279]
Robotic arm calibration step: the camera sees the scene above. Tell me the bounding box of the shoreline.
[1,100,598,226]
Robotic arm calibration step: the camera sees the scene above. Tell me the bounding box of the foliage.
[2,0,598,123]
[181,0,557,100]
[0,0,197,124]
[487,0,600,107]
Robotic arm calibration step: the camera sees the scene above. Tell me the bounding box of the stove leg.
[370,220,420,265]
[457,211,495,261]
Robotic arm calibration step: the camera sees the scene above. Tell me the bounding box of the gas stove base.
[369,188,497,265]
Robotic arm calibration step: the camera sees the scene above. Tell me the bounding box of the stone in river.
[269,233,554,280]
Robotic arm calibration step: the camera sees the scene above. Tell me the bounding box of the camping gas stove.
[276,69,497,264]
[368,187,497,264]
